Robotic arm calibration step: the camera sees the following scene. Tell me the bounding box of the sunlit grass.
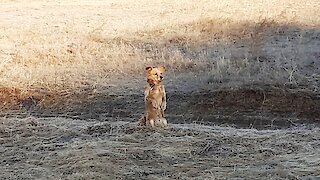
[0,0,319,92]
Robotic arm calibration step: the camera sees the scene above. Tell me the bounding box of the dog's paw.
[154,118,167,128]
[146,119,155,128]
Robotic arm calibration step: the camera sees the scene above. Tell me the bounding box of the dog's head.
[146,66,165,86]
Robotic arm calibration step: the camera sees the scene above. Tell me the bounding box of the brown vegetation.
[0,0,319,179]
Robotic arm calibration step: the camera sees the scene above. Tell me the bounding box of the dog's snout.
[160,76,163,80]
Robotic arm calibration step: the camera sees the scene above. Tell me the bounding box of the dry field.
[0,0,320,179]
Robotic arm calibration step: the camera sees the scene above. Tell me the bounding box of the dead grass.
[0,0,319,93]
[1,1,319,179]
[0,116,319,179]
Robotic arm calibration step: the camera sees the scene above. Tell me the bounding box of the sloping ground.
[1,84,319,129]
[0,116,319,179]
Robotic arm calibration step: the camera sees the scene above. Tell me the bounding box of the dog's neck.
[147,82,162,89]
[147,79,162,89]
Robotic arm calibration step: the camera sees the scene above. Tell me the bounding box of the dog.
[139,66,167,128]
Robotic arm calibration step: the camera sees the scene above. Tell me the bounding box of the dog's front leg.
[146,119,155,128]
[161,89,166,117]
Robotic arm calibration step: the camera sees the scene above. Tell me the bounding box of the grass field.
[0,0,320,179]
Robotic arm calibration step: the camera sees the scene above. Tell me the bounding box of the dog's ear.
[158,65,165,73]
[146,66,152,73]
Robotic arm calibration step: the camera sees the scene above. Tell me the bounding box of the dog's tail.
[138,115,146,126]
[160,106,165,118]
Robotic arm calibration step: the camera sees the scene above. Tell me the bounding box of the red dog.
[139,66,167,128]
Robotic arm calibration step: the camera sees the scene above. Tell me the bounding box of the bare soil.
[1,83,319,128]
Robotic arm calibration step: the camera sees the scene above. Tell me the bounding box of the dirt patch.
[178,87,320,128]
[1,85,319,129]
[0,87,64,111]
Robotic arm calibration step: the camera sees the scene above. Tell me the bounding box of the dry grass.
[1,1,320,179]
[1,116,319,179]
[0,0,319,92]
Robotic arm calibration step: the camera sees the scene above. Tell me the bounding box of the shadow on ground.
[1,84,319,129]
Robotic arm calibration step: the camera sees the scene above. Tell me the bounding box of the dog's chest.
[148,87,162,98]
[145,85,163,100]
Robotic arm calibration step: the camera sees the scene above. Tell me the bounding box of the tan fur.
[139,66,167,128]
